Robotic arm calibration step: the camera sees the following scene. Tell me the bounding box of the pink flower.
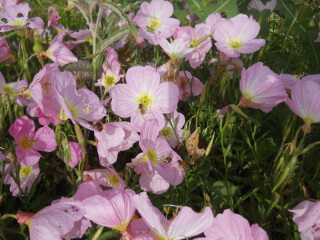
[28,64,61,122]
[280,73,320,90]
[41,34,78,67]
[174,25,212,68]
[248,0,277,12]
[213,14,265,58]
[158,37,194,61]
[48,6,60,27]
[63,142,82,168]
[83,167,126,189]
[0,3,43,32]
[3,162,40,196]
[0,36,10,62]
[65,29,92,49]
[176,71,204,101]
[95,121,139,166]
[111,66,179,130]
[201,209,268,240]
[0,72,28,98]
[286,80,320,127]
[239,62,288,113]
[0,0,19,11]
[289,200,320,240]
[132,192,214,239]
[204,13,222,34]
[95,46,122,91]
[134,0,180,45]
[82,189,136,234]
[9,116,57,166]
[160,111,185,148]
[18,201,85,240]
[129,120,185,191]
[51,71,106,130]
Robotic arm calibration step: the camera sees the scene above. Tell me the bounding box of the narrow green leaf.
[101,2,138,38]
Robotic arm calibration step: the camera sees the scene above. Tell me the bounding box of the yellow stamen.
[18,136,36,150]
[20,166,33,178]
[160,127,173,140]
[147,147,158,164]
[149,18,161,30]
[228,38,243,49]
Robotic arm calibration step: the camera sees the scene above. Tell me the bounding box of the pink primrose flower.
[95,46,122,91]
[9,116,57,166]
[65,29,92,50]
[134,0,180,45]
[29,64,61,121]
[213,14,265,58]
[82,189,136,233]
[42,34,78,67]
[239,62,288,113]
[160,111,185,148]
[0,3,43,32]
[3,161,40,196]
[175,25,212,68]
[248,0,277,12]
[286,80,320,127]
[19,201,85,240]
[201,209,268,240]
[290,200,320,240]
[176,71,204,101]
[0,72,28,98]
[0,36,10,62]
[63,142,82,168]
[111,66,179,131]
[0,0,20,11]
[95,121,139,166]
[83,167,126,189]
[158,37,194,61]
[130,120,185,190]
[204,13,222,34]
[132,192,214,240]
[48,6,60,27]
[280,73,320,90]
[51,71,106,131]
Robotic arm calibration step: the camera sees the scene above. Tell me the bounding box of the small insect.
[178,160,188,171]
[163,156,172,163]
[93,121,104,132]
[138,103,147,115]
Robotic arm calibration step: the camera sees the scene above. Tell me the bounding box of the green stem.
[74,124,87,174]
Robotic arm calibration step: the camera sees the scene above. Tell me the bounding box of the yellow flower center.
[149,18,161,30]
[41,80,51,96]
[190,38,200,49]
[136,92,155,112]
[303,115,316,125]
[65,100,79,119]
[10,18,26,27]
[228,38,243,49]
[2,85,15,95]
[147,147,158,164]
[105,173,120,188]
[18,136,36,150]
[102,74,116,88]
[20,166,33,178]
[160,127,173,140]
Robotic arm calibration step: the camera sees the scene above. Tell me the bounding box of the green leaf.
[96,27,131,52]
[101,2,138,38]
[208,0,238,18]
[173,9,188,23]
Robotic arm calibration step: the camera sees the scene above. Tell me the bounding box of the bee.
[178,160,188,171]
[138,103,147,115]
[93,121,104,132]
[163,156,172,163]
